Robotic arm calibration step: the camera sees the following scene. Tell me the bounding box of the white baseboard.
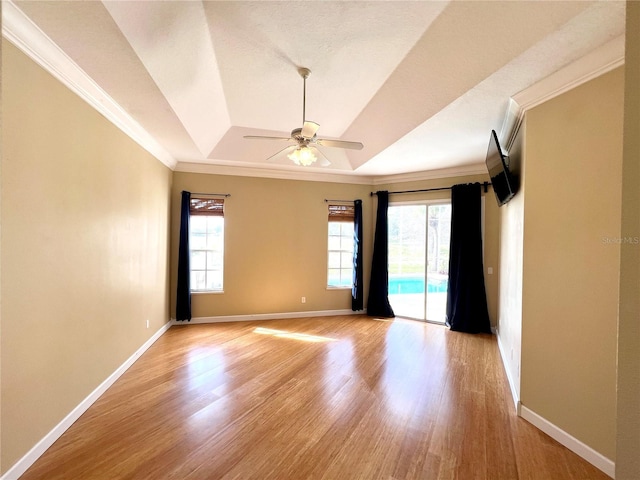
[1,321,172,480]
[519,405,615,479]
[172,309,365,325]
[495,332,520,412]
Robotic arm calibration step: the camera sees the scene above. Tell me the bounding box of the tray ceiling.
[4,1,626,180]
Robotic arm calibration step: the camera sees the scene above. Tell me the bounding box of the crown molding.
[503,34,625,151]
[1,0,177,170]
[371,164,488,185]
[175,161,488,185]
[512,34,625,111]
[174,161,377,185]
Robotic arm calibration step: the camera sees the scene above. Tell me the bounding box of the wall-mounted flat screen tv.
[486,129,516,206]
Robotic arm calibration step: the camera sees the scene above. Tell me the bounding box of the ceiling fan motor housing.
[291,128,314,145]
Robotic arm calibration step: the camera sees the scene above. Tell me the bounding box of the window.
[189,197,224,292]
[327,204,354,288]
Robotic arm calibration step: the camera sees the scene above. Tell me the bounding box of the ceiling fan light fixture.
[288,146,317,166]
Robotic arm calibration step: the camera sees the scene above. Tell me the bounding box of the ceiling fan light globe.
[288,146,317,166]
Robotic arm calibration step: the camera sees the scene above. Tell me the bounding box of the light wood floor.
[21,316,609,479]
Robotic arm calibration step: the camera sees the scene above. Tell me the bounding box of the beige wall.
[616,2,640,477]
[0,41,172,472]
[521,67,623,460]
[171,173,373,318]
[497,124,525,401]
[376,173,500,328]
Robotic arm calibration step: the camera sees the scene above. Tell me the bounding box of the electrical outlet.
[146,319,150,329]
[487,267,493,274]
[301,297,306,304]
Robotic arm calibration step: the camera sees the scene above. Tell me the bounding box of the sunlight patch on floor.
[253,327,337,343]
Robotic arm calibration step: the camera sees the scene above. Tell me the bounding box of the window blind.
[328,204,354,222]
[190,197,224,217]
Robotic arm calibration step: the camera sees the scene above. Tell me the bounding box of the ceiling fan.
[243,67,364,167]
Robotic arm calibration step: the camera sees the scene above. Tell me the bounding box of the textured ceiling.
[7,1,627,179]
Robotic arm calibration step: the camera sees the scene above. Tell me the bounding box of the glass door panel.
[426,204,451,323]
[388,205,426,320]
[388,203,451,323]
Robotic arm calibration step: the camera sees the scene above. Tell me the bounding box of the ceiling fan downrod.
[298,67,311,125]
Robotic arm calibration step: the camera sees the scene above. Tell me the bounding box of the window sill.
[191,290,224,295]
[326,286,353,290]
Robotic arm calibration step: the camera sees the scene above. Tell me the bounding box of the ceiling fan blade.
[301,121,320,139]
[316,138,364,150]
[244,135,292,141]
[266,145,297,162]
[312,146,331,167]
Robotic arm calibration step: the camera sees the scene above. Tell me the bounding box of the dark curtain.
[367,191,395,318]
[176,191,192,322]
[446,183,491,333]
[352,199,364,311]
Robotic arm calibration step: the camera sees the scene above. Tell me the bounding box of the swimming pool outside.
[388,274,448,323]
[388,274,448,294]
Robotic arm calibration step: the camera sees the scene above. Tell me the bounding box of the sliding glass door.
[388,202,451,323]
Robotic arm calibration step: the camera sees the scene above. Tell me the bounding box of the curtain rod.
[370,182,490,196]
[189,191,231,198]
[324,199,357,203]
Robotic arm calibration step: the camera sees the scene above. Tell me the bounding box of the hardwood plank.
[19,316,610,480]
